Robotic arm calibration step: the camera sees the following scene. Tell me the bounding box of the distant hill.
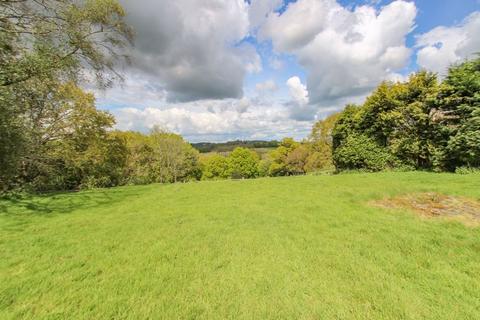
[191,140,279,153]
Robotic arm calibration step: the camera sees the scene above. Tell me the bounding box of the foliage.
[201,154,232,180]
[200,148,261,180]
[115,128,201,184]
[0,0,133,87]
[149,128,201,183]
[436,57,480,170]
[332,58,480,172]
[198,136,335,180]
[265,137,335,176]
[2,81,126,191]
[267,138,299,176]
[0,0,132,192]
[333,133,397,172]
[308,112,340,171]
[284,144,310,175]
[228,147,260,179]
[455,167,480,175]
[111,131,154,185]
[192,140,279,153]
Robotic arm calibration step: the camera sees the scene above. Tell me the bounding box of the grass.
[1,172,480,319]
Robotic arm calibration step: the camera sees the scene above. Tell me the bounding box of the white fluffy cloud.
[113,99,311,142]
[416,12,480,75]
[286,76,321,121]
[286,77,309,105]
[118,0,255,102]
[260,0,416,105]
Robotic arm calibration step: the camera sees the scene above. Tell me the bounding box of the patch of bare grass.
[372,192,480,226]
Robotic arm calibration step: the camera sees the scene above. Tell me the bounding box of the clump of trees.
[200,130,338,181]
[260,114,339,177]
[114,128,201,185]
[0,0,133,192]
[201,147,259,180]
[332,57,480,172]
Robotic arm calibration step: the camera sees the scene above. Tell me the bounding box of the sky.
[93,0,480,142]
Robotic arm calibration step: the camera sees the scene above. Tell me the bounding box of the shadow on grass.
[0,187,143,217]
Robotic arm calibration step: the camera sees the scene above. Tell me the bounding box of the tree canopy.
[0,0,133,192]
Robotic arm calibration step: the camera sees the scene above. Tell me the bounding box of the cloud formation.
[94,1,479,142]
[113,99,312,142]
[286,76,309,106]
[260,0,416,105]
[119,0,255,102]
[416,12,480,75]
[248,0,283,30]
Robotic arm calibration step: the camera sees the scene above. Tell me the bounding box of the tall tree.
[149,127,201,183]
[308,112,340,171]
[15,81,127,191]
[436,56,480,170]
[0,0,132,191]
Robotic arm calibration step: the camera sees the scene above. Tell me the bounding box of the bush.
[333,134,397,172]
[455,167,480,175]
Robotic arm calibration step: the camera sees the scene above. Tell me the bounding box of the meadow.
[1,172,480,319]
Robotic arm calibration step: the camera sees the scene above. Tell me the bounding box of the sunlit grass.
[1,172,480,319]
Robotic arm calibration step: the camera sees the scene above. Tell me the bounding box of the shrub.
[455,167,480,175]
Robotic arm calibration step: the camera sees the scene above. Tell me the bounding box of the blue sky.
[96,0,480,142]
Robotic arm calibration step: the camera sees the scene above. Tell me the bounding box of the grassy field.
[1,172,480,319]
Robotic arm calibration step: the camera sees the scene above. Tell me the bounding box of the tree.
[435,56,480,170]
[15,82,127,191]
[0,0,133,87]
[285,144,310,175]
[332,104,361,150]
[111,131,155,185]
[0,0,133,192]
[385,72,439,169]
[267,138,298,176]
[201,154,231,180]
[149,128,201,183]
[308,112,340,171]
[332,71,440,171]
[228,147,259,179]
[0,87,25,190]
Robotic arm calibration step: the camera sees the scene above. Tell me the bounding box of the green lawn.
[1,172,480,319]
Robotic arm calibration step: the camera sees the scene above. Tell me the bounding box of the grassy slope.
[1,172,480,319]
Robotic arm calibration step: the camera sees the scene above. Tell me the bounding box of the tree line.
[202,56,480,179]
[192,140,279,153]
